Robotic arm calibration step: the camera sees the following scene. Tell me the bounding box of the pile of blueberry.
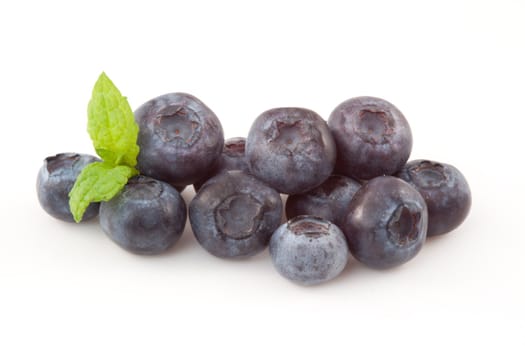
[37,94,471,285]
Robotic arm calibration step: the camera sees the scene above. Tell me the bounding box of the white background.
[1,0,524,349]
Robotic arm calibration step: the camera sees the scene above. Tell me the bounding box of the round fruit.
[134,93,224,187]
[246,107,336,194]
[285,174,361,227]
[37,153,100,222]
[328,96,412,180]
[342,176,428,269]
[270,215,349,285]
[193,137,249,192]
[396,160,471,236]
[189,171,282,258]
[100,176,187,254]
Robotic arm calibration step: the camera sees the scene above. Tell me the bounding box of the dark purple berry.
[36,153,100,222]
[99,176,187,255]
[285,174,361,227]
[328,96,412,180]
[189,171,282,258]
[246,107,336,194]
[193,137,249,192]
[134,93,224,187]
[342,176,427,269]
[270,215,349,285]
[396,160,471,236]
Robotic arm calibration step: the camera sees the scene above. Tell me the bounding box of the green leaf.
[69,162,138,223]
[87,72,140,167]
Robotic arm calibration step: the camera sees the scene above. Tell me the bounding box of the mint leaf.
[69,72,141,223]
[87,72,140,167]
[69,162,138,223]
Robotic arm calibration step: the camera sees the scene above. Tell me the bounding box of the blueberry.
[328,96,412,180]
[285,175,361,227]
[189,170,282,258]
[99,176,187,255]
[396,160,471,237]
[193,137,249,192]
[36,153,100,222]
[246,107,336,194]
[342,176,427,269]
[134,93,224,187]
[269,215,349,285]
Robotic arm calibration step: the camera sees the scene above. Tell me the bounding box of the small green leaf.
[87,72,140,167]
[69,162,138,223]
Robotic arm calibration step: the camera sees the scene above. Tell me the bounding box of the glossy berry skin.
[285,175,361,227]
[189,171,282,258]
[328,96,412,180]
[99,176,187,255]
[36,153,100,222]
[193,137,249,192]
[270,215,349,285]
[134,93,224,187]
[246,107,336,194]
[396,160,471,237]
[343,176,428,269]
